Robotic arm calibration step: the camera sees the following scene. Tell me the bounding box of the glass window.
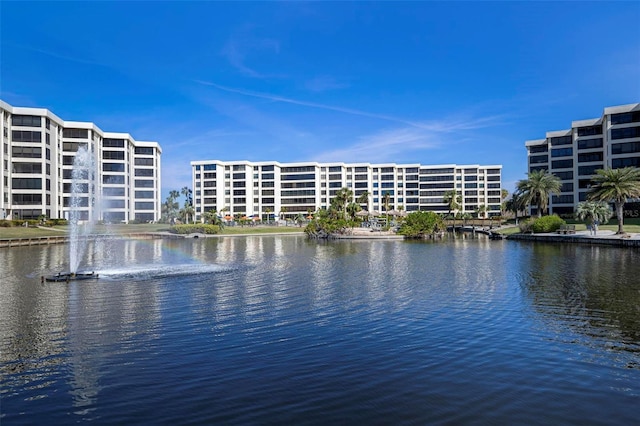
[12,115,42,127]
[576,125,602,136]
[611,111,640,125]
[134,147,154,155]
[577,138,603,150]
[12,130,42,142]
[611,142,640,155]
[551,159,573,169]
[611,126,640,140]
[103,138,125,148]
[549,135,572,146]
[63,128,89,139]
[551,147,572,157]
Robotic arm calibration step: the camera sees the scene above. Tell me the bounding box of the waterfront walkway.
[507,229,640,247]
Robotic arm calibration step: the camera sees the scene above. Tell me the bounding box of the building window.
[551,159,573,169]
[577,138,603,150]
[611,126,640,140]
[12,130,42,142]
[12,146,42,158]
[134,147,154,155]
[135,158,154,166]
[135,202,155,210]
[104,175,126,184]
[577,165,602,176]
[612,157,640,168]
[135,168,154,177]
[529,145,548,154]
[549,135,572,146]
[551,147,572,157]
[63,128,89,139]
[104,187,126,196]
[103,163,125,172]
[529,155,548,164]
[553,171,573,180]
[611,111,640,125]
[577,152,603,163]
[611,142,640,155]
[12,115,42,127]
[576,125,602,136]
[12,178,42,189]
[135,179,154,188]
[103,138,125,148]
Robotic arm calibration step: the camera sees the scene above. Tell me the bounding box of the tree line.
[510,167,640,235]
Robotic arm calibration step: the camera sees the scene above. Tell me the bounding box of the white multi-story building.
[0,100,162,222]
[191,160,502,221]
[525,103,640,216]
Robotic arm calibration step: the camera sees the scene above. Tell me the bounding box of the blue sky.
[1,2,639,198]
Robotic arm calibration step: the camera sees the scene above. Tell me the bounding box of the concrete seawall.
[0,233,182,248]
[507,232,640,248]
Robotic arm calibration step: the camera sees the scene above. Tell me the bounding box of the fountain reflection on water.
[68,146,97,274]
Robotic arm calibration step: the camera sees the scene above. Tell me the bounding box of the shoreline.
[2,228,640,248]
[507,229,640,247]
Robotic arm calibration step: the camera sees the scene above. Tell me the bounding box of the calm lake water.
[1,235,639,424]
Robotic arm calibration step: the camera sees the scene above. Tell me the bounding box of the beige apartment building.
[0,100,162,222]
[191,160,502,221]
[525,103,640,216]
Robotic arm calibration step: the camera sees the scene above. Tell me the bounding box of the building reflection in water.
[2,235,639,419]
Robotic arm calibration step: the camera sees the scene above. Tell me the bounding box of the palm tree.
[203,209,221,226]
[265,207,272,224]
[332,188,353,220]
[181,186,192,207]
[183,205,195,224]
[575,201,613,232]
[357,191,370,211]
[163,190,180,223]
[588,167,640,235]
[501,189,509,216]
[346,202,361,221]
[382,191,391,226]
[505,191,526,225]
[516,170,562,217]
[443,189,461,231]
[476,204,486,219]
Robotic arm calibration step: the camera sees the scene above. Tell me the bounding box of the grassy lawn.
[0,226,68,239]
[496,226,521,235]
[1,223,305,239]
[497,217,640,234]
[220,226,304,235]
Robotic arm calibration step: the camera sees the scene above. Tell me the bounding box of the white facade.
[0,100,162,222]
[191,160,502,221]
[525,103,640,216]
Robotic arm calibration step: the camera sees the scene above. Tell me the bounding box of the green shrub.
[50,219,69,226]
[518,219,533,233]
[0,220,13,227]
[398,211,445,238]
[170,224,221,234]
[530,215,565,233]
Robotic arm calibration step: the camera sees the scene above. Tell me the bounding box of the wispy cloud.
[304,76,349,92]
[0,91,37,107]
[221,36,280,78]
[4,42,107,67]
[313,127,441,163]
[194,80,506,132]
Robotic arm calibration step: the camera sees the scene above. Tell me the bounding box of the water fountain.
[44,146,99,282]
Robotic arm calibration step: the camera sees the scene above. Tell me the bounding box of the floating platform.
[43,271,99,282]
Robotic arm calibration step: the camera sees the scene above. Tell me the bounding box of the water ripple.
[1,237,639,424]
